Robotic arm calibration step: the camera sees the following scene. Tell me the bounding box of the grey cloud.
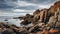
[14,6,38,10]
[0,0,57,13]
[20,0,56,4]
[0,0,18,12]
[0,0,56,10]
[0,0,5,3]
[0,4,14,9]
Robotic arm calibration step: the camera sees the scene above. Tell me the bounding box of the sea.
[0,13,33,27]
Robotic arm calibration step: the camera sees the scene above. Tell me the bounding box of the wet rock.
[2,28,15,34]
[20,14,34,26]
[0,23,5,28]
[20,20,31,26]
[18,17,24,20]
[0,23,9,28]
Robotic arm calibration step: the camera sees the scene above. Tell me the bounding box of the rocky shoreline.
[0,1,60,34]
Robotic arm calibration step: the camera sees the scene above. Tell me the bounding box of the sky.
[0,0,57,16]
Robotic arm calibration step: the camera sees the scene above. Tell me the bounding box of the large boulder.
[33,9,49,24]
[29,23,45,33]
[23,14,33,20]
[20,14,34,26]
[33,14,40,24]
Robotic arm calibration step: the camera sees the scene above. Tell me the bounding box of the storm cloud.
[0,0,57,16]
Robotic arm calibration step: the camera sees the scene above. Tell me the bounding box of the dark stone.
[20,20,31,26]
[29,25,42,33]
[19,30,29,34]
[2,30,15,34]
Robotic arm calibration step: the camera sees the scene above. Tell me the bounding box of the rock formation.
[48,1,60,16]
[0,1,60,34]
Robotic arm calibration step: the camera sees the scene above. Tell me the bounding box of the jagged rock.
[23,14,33,20]
[33,10,40,24]
[48,16,55,24]
[48,15,57,27]
[20,20,31,26]
[33,14,40,24]
[29,24,43,33]
[48,1,60,15]
[33,9,40,16]
[20,14,34,26]
[0,1,60,34]
[39,9,48,23]
[33,9,48,25]
[33,9,41,25]
[48,8,60,29]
